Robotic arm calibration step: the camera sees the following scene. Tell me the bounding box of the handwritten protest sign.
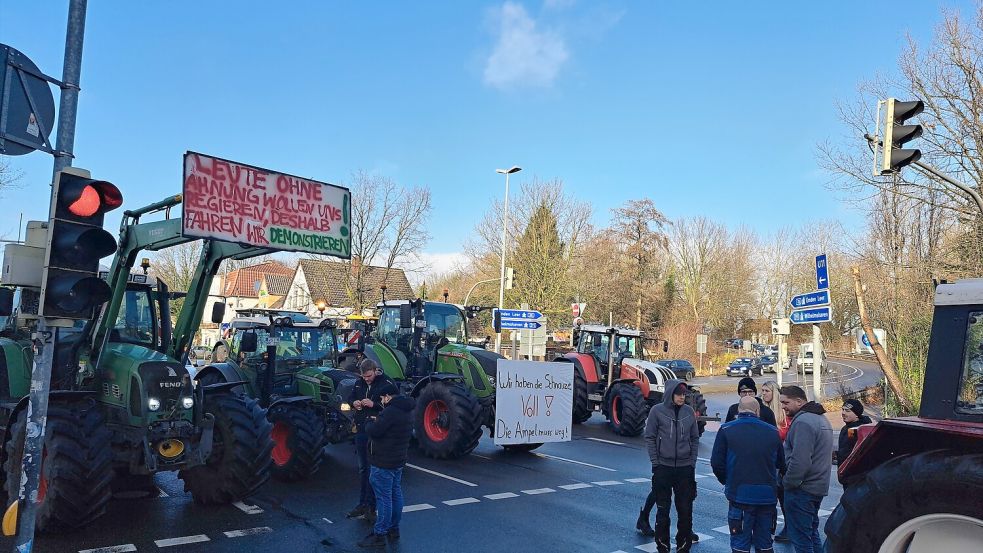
[182,152,351,258]
[494,360,573,445]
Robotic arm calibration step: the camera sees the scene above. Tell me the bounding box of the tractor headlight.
[488,375,496,386]
[148,397,161,411]
[181,397,194,409]
[340,402,352,412]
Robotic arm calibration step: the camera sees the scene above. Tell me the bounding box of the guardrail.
[827,351,877,362]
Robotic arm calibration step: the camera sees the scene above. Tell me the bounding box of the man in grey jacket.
[779,385,833,553]
[639,380,700,553]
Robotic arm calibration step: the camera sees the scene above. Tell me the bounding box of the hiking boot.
[690,532,700,543]
[635,510,655,536]
[676,536,692,553]
[346,504,368,519]
[387,527,400,541]
[775,526,789,542]
[655,537,671,553]
[357,533,386,548]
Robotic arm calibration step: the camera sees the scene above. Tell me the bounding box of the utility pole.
[812,323,822,402]
[12,1,87,550]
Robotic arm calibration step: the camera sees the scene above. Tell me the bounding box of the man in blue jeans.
[711,396,786,553]
[346,360,395,521]
[358,389,415,548]
[779,386,833,553]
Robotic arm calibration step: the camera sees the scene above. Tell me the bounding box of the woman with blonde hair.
[761,380,790,542]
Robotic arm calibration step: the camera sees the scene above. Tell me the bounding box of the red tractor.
[553,324,712,437]
[826,279,983,551]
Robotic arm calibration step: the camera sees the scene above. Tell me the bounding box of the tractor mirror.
[211,302,226,324]
[0,288,12,317]
[241,332,258,353]
[663,340,669,353]
[399,304,413,328]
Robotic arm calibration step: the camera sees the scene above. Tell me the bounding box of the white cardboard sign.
[494,360,573,445]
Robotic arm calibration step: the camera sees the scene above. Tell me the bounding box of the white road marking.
[625,477,650,483]
[558,483,593,490]
[713,524,731,534]
[154,535,211,548]
[585,437,626,445]
[224,527,273,538]
[695,474,709,479]
[534,452,617,472]
[696,533,714,542]
[232,501,263,514]
[472,454,493,460]
[79,546,137,553]
[402,503,436,513]
[484,492,519,500]
[635,543,661,552]
[322,518,333,524]
[591,480,624,486]
[406,463,478,487]
[521,487,555,495]
[819,509,832,517]
[157,488,168,498]
[443,497,481,506]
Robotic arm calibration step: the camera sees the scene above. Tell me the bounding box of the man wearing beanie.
[638,379,700,553]
[725,377,777,427]
[835,399,872,465]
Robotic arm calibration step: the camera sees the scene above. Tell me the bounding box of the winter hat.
[673,382,688,395]
[737,377,757,394]
[843,399,864,417]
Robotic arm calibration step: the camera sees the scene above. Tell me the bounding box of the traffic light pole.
[912,159,983,215]
[12,1,87,550]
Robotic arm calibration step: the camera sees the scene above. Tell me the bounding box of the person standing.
[346,359,395,521]
[779,385,833,553]
[761,380,791,542]
[711,396,786,553]
[358,388,414,548]
[638,380,700,553]
[835,399,872,465]
[725,377,777,426]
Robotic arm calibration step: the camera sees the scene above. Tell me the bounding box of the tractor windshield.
[424,303,467,344]
[239,326,339,370]
[957,311,983,414]
[112,288,157,347]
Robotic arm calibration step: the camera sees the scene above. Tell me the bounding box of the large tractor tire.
[825,450,983,553]
[180,393,273,504]
[686,390,708,436]
[267,402,325,482]
[607,383,647,437]
[572,370,592,424]
[3,400,113,532]
[414,381,483,459]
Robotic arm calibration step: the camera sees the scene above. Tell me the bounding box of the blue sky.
[0,0,973,275]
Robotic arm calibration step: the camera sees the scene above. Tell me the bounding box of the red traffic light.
[57,178,122,220]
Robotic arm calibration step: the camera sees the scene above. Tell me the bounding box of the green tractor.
[0,195,274,532]
[198,310,361,481]
[350,298,537,458]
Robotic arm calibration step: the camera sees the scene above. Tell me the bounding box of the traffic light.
[881,98,924,175]
[504,267,514,290]
[40,169,122,320]
[493,309,502,333]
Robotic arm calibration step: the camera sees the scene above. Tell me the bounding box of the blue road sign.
[496,309,543,320]
[815,254,829,290]
[790,289,830,309]
[790,306,832,325]
[499,320,543,330]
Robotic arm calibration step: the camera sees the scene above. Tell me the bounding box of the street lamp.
[315,299,327,318]
[494,165,521,355]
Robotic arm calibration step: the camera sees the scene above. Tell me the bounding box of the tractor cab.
[375,299,465,378]
[574,325,641,378]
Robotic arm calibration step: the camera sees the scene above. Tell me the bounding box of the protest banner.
[182,151,351,258]
[494,360,573,445]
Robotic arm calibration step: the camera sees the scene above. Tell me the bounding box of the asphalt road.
[4,406,848,553]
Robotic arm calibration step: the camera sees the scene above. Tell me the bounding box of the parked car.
[760,354,778,372]
[661,359,697,380]
[188,345,211,367]
[728,357,762,377]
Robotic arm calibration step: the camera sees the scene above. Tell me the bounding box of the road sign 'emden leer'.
[182,152,352,258]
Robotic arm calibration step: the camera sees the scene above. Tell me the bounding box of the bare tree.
[610,199,669,329]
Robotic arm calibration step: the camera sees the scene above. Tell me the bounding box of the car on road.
[798,350,828,373]
[661,359,697,380]
[728,357,763,377]
[760,354,778,372]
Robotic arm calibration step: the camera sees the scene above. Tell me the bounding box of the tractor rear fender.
[269,395,312,409]
[194,363,247,387]
[2,391,98,448]
[837,416,983,485]
[558,353,598,383]
[408,373,466,398]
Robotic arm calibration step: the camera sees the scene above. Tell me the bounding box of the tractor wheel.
[607,383,647,437]
[686,389,708,436]
[502,443,543,453]
[414,382,483,459]
[267,402,326,482]
[825,450,983,553]
[180,393,273,504]
[3,400,113,532]
[572,370,591,424]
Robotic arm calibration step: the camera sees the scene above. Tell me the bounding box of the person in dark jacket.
[357,390,415,548]
[711,396,787,553]
[638,380,700,553]
[779,385,833,553]
[725,377,777,427]
[835,399,872,465]
[346,359,396,520]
